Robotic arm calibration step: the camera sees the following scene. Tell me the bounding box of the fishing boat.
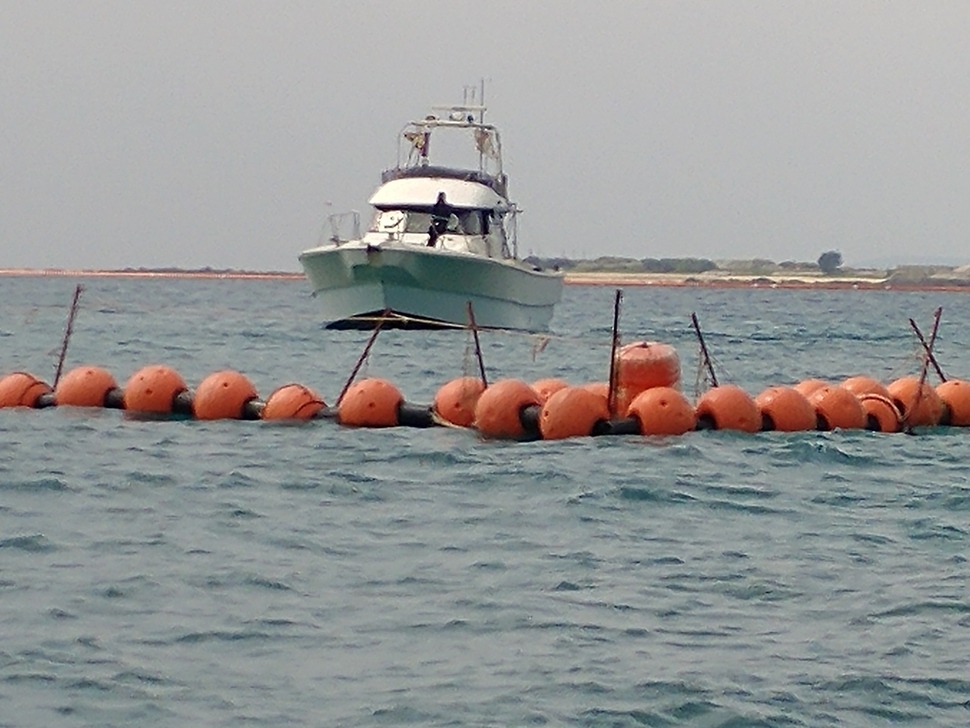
[298,97,563,330]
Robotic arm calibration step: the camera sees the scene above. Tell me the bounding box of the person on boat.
[428,191,458,247]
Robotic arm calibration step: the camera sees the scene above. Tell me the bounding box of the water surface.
[2,276,969,727]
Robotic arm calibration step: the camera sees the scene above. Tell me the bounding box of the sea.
[2,274,970,728]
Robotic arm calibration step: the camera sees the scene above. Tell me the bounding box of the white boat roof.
[369,176,508,211]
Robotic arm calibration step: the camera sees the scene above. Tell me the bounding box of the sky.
[2,1,969,272]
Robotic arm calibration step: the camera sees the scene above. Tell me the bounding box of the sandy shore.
[3,267,970,292]
[562,270,970,292]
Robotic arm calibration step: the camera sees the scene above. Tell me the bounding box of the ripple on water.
[0,533,57,552]
[0,477,71,493]
[804,674,970,724]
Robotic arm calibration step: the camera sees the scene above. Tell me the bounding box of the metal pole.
[607,289,622,417]
[336,309,388,406]
[905,307,942,429]
[691,312,718,388]
[909,315,946,382]
[466,301,488,387]
[53,284,83,388]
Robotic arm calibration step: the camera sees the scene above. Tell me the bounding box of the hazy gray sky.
[3,1,969,271]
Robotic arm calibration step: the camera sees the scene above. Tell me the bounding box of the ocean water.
[2,275,970,727]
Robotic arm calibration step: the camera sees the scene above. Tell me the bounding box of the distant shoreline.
[0,268,304,281]
[3,267,970,293]
[561,271,970,292]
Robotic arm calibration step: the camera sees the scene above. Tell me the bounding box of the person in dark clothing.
[428,191,455,247]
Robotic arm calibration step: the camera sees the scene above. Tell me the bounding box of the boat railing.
[322,210,361,245]
[507,205,520,259]
[396,114,504,181]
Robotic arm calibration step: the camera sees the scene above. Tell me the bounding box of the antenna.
[460,80,488,123]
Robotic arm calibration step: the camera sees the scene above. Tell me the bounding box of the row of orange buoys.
[430,374,970,440]
[0,365,326,421]
[3,340,970,441]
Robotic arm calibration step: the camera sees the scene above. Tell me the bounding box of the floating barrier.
[626,386,696,436]
[794,378,829,397]
[123,365,189,414]
[755,386,816,432]
[539,386,610,440]
[937,380,970,427]
[5,361,970,442]
[54,365,119,407]
[695,385,761,432]
[887,376,945,428]
[7,286,964,445]
[0,372,52,408]
[193,370,261,420]
[842,375,892,400]
[473,379,541,440]
[531,377,569,405]
[859,393,902,433]
[614,341,681,414]
[337,377,435,428]
[808,385,867,431]
[433,377,486,427]
[262,383,326,421]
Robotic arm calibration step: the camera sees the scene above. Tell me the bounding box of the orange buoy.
[615,341,681,416]
[695,385,760,432]
[123,365,188,414]
[936,379,970,426]
[581,381,610,399]
[0,372,52,408]
[887,376,945,428]
[539,386,610,440]
[794,378,829,397]
[531,377,570,404]
[616,341,680,390]
[53,366,118,407]
[626,386,695,436]
[859,393,902,433]
[473,379,540,440]
[841,375,891,399]
[262,383,326,420]
[433,377,486,427]
[754,386,816,432]
[808,385,866,430]
[338,377,403,428]
[192,370,259,420]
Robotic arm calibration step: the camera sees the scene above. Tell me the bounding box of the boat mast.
[479,78,485,124]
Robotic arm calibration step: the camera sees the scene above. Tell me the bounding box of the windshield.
[371,209,488,235]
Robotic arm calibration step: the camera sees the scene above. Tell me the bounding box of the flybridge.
[394,105,504,180]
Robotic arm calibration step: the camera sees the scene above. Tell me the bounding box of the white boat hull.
[299,244,563,330]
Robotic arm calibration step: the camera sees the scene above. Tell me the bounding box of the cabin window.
[458,211,483,235]
[372,209,405,233]
[372,209,489,236]
[405,211,432,233]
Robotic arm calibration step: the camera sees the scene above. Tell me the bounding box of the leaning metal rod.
[904,306,942,428]
[466,301,488,387]
[607,289,623,417]
[691,312,718,388]
[917,307,943,392]
[53,284,83,389]
[336,308,389,406]
[909,316,947,382]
